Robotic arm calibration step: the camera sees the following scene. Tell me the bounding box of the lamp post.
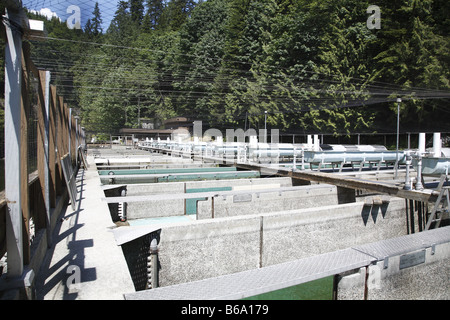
[395,97,402,179]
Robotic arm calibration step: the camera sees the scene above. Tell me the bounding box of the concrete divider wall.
[262,198,406,267]
[125,177,293,220]
[197,184,338,219]
[158,217,262,288]
[157,198,407,287]
[125,177,292,195]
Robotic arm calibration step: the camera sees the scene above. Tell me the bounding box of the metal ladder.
[118,188,127,222]
[426,175,449,230]
[117,200,128,222]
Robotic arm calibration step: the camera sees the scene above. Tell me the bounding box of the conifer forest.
[1,0,449,144]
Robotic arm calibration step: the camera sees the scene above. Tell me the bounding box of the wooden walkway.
[233,162,440,203]
[144,146,441,203]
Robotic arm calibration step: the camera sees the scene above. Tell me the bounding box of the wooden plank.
[72,114,76,163]
[148,147,439,202]
[233,162,439,203]
[54,88,63,196]
[57,96,63,158]
[68,108,73,163]
[20,42,30,265]
[58,97,66,157]
[60,154,77,211]
[48,85,56,206]
[78,146,88,170]
[37,69,52,246]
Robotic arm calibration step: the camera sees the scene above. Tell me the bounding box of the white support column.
[3,8,24,278]
[433,132,441,158]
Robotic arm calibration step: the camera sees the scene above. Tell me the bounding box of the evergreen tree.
[374,0,450,131]
[107,1,134,46]
[91,2,103,37]
[30,0,446,136]
[311,0,377,135]
[222,0,251,71]
[145,0,166,30]
[85,2,103,39]
[174,0,230,122]
[130,0,145,25]
[160,0,196,31]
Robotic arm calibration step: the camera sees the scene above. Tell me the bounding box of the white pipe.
[433,133,441,157]
[418,133,426,154]
[313,135,320,151]
[403,151,411,190]
[150,239,159,289]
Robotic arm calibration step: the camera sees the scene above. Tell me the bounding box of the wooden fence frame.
[0,9,86,296]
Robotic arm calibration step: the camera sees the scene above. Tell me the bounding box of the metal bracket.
[383,256,389,269]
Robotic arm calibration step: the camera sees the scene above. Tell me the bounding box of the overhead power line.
[24,30,450,119]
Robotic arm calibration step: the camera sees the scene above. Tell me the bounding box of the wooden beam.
[48,85,57,205]
[147,146,440,203]
[52,85,63,197]
[20,40,30,265]
[235,162,439,203]
[37,70,52,247]
[3,7,24,277]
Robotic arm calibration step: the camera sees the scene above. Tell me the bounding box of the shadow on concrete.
[35,169,97,300]
[361,203,388,226]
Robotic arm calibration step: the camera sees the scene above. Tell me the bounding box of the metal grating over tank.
[123,226,450,300]
[124,248,374,300]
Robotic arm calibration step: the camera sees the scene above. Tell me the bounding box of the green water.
[243,276,334,300]
[185,186,232,215]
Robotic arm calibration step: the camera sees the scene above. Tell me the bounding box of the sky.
[22,0,121,31]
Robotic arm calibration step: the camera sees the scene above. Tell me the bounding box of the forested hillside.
[2,0,450,139]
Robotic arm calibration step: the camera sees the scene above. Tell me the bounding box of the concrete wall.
[197,184,338,219]
[262,198,406,267]
[124,177,293,219]
[336,242,450,300]
[157,217,261,288]
[125,177,292,195]
[154,197,407,287]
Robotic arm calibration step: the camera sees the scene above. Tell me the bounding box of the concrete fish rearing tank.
[419,156,450,177]
[96,142,449,299]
